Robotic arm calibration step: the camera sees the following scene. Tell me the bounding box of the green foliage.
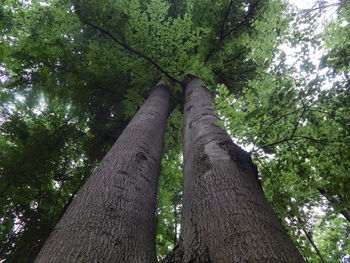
[313,216,350,262]
[157,108,183,259]
[1,0,350,261]
[214,7,350,261]
[0,99,95,261]
[323,2,350,74]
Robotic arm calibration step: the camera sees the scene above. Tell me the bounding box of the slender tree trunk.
[164,76,304,262]
[303,229,326,263]
[297,218,327,263]
[35,82,171,263]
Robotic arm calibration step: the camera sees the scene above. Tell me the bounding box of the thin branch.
[250,135,330,153]
[173,203,177,246]
[170,0,180,17]
[303,229,327,263]
[219,0,234,40]
[253,98,315,148]
[198,3,210,29]
[82,18,181,85]
[223,52,245,65]
[204,0,259,63]
[255,157,277,194]
[290,99,307,139]
[0,14,33,19]
[221,0,259,40]
[251,137,295,153]
[293,136,323,143]
[253,108,303,146]
[299,1,349,15]
[297,217,327,263]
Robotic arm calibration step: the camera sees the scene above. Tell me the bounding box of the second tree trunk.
[165,76,305,263]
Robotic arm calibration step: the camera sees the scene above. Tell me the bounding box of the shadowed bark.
[35,82,171,263]
[164,76,305,263]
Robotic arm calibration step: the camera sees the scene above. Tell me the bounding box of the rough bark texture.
[35,82,171,263]
[164,76,305,263]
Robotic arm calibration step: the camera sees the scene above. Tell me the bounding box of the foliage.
[156,108,183,258]
[0,98,94,262]
[0,0,349,262]
[313,216,350,262]
[214,5,350,262]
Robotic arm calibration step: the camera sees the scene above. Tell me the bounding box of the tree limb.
[297,217,327,263]
[82,18,181,85]
[250,135,329,153]
[290,99,307,139]
[204,0,259,63]
[219,0,234,40]
[299,1,350,16]
[253,107,304,146]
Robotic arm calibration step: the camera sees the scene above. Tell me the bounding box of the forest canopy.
[0,0,349,262]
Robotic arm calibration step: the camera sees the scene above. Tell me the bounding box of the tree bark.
[164,76,305,263]
[35,82,171,263]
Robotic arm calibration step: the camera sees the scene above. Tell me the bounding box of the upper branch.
[204,0,259,63]
[82,18,181,85]
[289,99,308,139]
[219,0,234,40]
[221,0,259,40]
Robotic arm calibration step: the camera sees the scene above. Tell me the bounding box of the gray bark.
[164,76,305,263]
[35,82,171,263]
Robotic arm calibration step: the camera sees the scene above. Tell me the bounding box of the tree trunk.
[164,76,305,263]
[35,82,171,263]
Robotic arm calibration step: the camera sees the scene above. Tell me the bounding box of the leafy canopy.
[1,0,349,262]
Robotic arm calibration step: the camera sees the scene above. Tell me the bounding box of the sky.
[283,0,342,90]
[289,0,339,10]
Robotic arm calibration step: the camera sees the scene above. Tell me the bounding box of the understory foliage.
[0,0,349,262]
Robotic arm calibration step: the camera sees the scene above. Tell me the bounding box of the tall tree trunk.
[35,82,171,263]
[164,76,304,262]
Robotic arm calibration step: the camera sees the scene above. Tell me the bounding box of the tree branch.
[253,107,304,146]
[82,18,181,85]
[297,217,327,263]
[299,1,350,16]
[170,0,180,17]
[290,99,307,139]
[204,0,259,63]
[250,135,329,153]
[221,0,259,40]
[219,0,234,40]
